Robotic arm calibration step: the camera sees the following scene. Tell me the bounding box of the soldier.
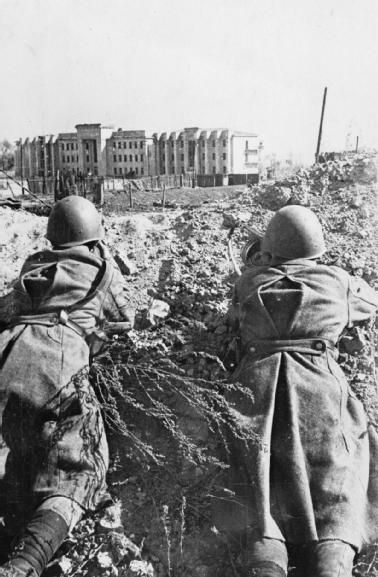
[0,196,132,576]
[216,206,378,577]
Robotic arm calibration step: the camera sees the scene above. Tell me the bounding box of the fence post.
[129,182,133,209]
[54,171,60,202]
[98,179,104,205]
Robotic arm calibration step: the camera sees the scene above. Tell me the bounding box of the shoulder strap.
[65,258,115,314]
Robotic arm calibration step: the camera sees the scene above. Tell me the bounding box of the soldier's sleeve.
[104,265,134,325]
[0,286,26,329]
[0,292,15,329]
[227,274,246,333]
[226,285,240,332]
[347,275,378,327]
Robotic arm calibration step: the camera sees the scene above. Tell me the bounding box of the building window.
[134,142,137,149]
[212,153,216,160]
[128,154,132,162]
[223,166,227,174]
[141,167,144,175]
[129,142,132,149]
[113,155,117,162]
[162,154,165,162]
[114,167,117,175]
[117,142,121,149]
[212,140,215,147]
[141,154,144,162]
[118,155,122,162]
[61,143,65,151]
[223,153,227,160]
[85,142,89,150]
[181,154,184,161]
[135,167,138,175]
[124,155,127,162]
[171,154,174,162]
[180,140,183,148]
[123,142,127,149]
[119,167,123,175]
[140,141,144,148]
[135,154,138,162]
[223,140,226,147]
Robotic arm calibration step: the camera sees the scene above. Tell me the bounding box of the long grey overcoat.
[0,243,131,527]
[215,259,378,551]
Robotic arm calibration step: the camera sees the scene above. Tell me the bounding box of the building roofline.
[57,133,77,139]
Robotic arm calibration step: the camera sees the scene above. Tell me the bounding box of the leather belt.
[9,310,87,338]
[247,338,337,357]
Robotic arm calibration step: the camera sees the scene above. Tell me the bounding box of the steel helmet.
[261,205,326,259]
[46,195,104,248]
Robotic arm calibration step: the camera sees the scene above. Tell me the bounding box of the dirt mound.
[0,153,377,577]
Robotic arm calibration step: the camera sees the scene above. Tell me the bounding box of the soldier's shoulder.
[314,263,352,288]
[21,249,56,269]
[317,262,349,276]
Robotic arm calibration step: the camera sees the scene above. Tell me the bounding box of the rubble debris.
[0,150,377,576]
[146,298,170,326]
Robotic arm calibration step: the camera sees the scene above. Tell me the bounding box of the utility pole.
[355,136,359,153]
[315,86,327,163]
[20,138,25,195]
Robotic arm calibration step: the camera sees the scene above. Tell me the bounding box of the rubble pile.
[256,153,378,208]
[0,152,377,576]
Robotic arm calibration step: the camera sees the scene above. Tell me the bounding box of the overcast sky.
[1,0,377,163]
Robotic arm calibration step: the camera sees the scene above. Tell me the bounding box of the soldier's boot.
[309,540,356,577]
[0,565,37,577]
[242,538,288,577]
[245,560,287,577]
[1,509,69,577]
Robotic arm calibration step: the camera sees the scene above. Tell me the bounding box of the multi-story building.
[15,124,114,180]
[57,133,79,175]
[150,127,261,182]
[15,123,262,184]
[15,135,56,178]
[105,129,155,178]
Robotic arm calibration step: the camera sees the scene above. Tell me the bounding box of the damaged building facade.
[15,123,262,185]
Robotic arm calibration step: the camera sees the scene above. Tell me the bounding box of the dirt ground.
[0,157,377,576]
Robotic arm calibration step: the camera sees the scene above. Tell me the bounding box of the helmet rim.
[46,196,104,248]
[261,205,326,260]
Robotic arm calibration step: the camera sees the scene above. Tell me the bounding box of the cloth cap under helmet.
[261,205,326,259]
[46,195,104,248]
